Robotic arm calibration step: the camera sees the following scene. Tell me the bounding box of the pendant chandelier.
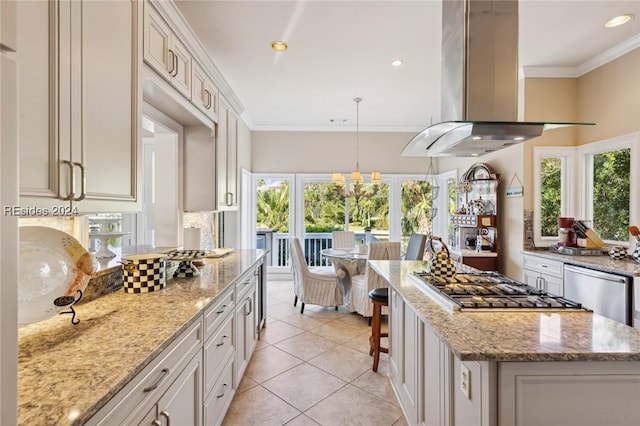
[332,97,381,199]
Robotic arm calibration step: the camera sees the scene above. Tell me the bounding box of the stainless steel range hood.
[402,0,592,158]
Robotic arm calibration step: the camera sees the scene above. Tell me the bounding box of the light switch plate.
[460,364,470,399]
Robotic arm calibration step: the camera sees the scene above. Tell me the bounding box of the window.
[580,138,633,243]
[533,147,573,245]
[534,132,639,246]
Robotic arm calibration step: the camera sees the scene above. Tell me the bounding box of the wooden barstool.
[368,287,389,372]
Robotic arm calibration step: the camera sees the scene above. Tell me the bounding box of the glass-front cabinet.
[449,163,500,272]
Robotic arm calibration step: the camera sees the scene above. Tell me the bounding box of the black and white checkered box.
[121,254,167,294]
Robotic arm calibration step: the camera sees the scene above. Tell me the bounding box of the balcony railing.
[270,232,378,268]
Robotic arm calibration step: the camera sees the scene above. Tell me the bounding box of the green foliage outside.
[540,157,561,237]
[539,149,630,242]
[401,180,433,237]
[592,148,630,241]
[256,179,290,232]
[256,178,436,237]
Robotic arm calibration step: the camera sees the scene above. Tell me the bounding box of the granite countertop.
[522,248,640,277]
[369,260,640,362]
[18,250,266,426]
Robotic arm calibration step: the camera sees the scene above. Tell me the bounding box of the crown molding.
[521,33,640,79]
[577,33,640,76]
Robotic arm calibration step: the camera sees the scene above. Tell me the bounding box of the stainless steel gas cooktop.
[409,271,587,312]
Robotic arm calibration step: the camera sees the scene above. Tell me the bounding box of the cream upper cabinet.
[143,1,191,99]
[18,0,140,213]
[217,96,239,211]
[192,60,219,123]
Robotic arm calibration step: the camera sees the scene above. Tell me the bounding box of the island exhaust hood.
[402,0,592,158]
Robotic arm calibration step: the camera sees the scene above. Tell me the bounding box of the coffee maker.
[557,217,577,246]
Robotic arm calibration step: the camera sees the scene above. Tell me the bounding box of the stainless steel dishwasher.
[564,264,631,326]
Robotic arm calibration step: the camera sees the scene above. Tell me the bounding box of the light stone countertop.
[369,260,640,362]
[18,250,266,426]
[522,249,640,277]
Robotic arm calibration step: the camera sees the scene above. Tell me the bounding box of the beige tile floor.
[222,280,408,426]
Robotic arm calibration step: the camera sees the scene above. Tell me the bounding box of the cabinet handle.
[167,49,175,74]
[216,383,228,398]
[143,368,170,392]
[216,304,227,314]
[160,410,170,426]
[246,297,253,316]
[72,162,86,201]
[152,420,161,426]
[216,335,228,347]
[226,192,233,206]
[204,89,211,109]
[60,160,75,201]
[208,90,213,110]
[172,54,178,77]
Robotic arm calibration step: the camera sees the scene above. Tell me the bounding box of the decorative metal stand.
[54,289,83,325]
[165,250,207,278]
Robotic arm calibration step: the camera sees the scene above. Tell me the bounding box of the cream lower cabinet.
[235,269,259,381]
[140,351,203,426]
[389,288,420,424]
[203,286,235,425]
[17,0,140,213]
[390,290,494,426]
[87,319,203,426]
[522,254,564,296]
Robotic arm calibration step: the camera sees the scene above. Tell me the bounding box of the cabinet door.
[234,296,248,381]
[170,36,192,99]
[543,274,563,296]
[155,351,202,426]
[191,60,218,122]
[79,0,139,211]
[401,299,419,424]
[17,0,66,205]
[143,1,171,78]
[226,109,239,207]
[389,288,402,384]
[523,269,541,289]
[216,97,230,208]
[422,324,443,426]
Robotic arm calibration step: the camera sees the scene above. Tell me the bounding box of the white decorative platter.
[19,226,96,324]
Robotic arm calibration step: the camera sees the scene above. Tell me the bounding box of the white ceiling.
[174,0,640,132]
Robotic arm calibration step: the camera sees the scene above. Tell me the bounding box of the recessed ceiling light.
[391,59,404,67]
[605,14,634,28]
[271,41,288,51]
[513,136,525,141]
[471,136,483,140]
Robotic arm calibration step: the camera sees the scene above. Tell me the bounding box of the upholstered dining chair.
[332,231,356,248]
[349,241,401,318]
[289,237,344,314]
[404,233,427,260]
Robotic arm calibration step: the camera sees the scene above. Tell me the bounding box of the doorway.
[138,106,183,248]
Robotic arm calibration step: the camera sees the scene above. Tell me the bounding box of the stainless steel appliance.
[564,265,631,326]
[409,271,586,313]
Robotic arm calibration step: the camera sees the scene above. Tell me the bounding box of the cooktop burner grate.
[410,271,585,311]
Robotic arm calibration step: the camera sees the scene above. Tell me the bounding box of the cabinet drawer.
[522,255,563,278]
[204,313,234,396]
[204,286,234,340]
[236,269,257,299]
[203,357,234,426]
[88,319,203,426]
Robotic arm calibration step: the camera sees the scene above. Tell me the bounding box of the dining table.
[320,247,369,305]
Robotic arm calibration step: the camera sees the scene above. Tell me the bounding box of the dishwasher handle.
[564,265,628,283]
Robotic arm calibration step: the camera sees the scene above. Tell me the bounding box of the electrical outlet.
[460,365,470,399]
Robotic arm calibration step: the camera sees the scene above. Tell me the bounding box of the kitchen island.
[370,260,640,426]
[18,249,266,426]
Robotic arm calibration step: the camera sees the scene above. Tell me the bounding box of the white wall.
[251,131,429,174]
